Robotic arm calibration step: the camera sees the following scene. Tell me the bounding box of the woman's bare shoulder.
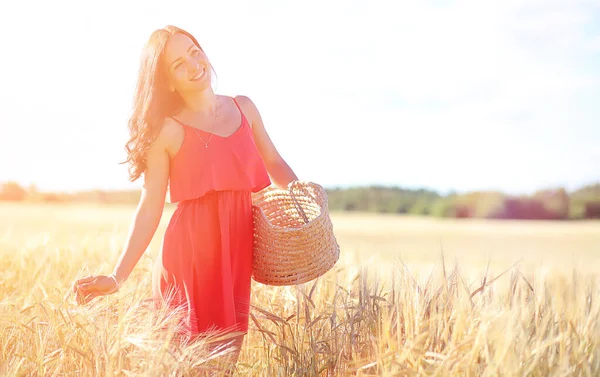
[234,94,254,109]
[233,95,259,127]
[160,117,184,139]
[151,117,185,156]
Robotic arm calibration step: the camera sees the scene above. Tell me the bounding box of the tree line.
[326,184,600,220]
[1,181,600,220]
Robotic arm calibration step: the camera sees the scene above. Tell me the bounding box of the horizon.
[1,0,599,197]
[3,178,598,198]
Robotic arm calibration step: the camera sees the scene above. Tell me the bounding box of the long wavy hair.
[122,25,215,182]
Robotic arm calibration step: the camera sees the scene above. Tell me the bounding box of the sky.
[0,0,599,195]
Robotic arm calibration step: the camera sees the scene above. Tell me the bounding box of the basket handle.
[289,181,310,224]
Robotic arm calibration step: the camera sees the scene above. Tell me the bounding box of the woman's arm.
[73,124,171,304]
[111,129,171,284]
[236,95,298,189]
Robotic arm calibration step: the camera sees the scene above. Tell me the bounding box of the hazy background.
[0,0,599,196]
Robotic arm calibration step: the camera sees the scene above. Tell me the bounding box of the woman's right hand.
[72,275,119,305]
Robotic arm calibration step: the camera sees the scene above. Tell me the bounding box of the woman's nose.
[187,60,201,72]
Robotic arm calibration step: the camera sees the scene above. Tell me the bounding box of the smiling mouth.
[191,67,205,81]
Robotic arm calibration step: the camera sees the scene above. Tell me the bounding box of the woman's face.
[163,33,211,93]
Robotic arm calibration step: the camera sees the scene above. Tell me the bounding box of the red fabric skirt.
[152,190,254,338]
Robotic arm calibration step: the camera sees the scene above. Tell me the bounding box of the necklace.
[191,101,219,148]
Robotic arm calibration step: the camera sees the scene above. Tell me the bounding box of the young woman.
[73,25,298,365]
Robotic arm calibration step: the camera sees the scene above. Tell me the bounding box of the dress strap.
[232,97,248,126]
[232,96,242,112]
[170,116,187,127]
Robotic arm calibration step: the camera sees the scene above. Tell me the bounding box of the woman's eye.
[191,50,199,56]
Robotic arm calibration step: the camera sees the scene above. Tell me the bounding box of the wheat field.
[1,202,599,376]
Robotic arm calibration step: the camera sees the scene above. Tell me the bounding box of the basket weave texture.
[251,181,340,286]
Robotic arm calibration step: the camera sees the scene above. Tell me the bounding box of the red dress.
[152,97,271,339]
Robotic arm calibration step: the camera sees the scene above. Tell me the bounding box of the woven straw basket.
[251,180,340,286]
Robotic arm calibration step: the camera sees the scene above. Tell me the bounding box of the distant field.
[331,211,600,272]
[3,202,598,271]
[1,202,599,376]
